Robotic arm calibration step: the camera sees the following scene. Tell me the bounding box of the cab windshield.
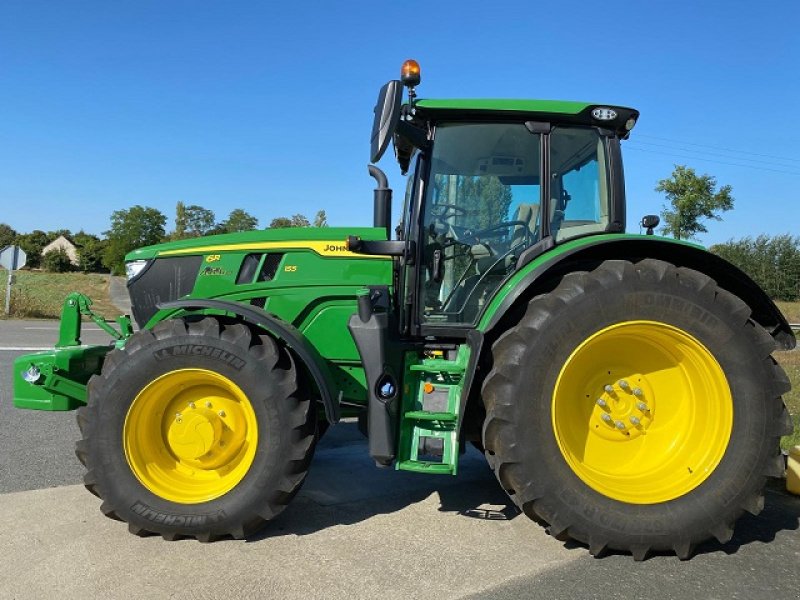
[420,122,610,325]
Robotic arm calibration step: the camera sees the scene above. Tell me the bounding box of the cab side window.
[549,128,610,241]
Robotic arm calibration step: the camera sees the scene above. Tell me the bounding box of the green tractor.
[13,60,795,560]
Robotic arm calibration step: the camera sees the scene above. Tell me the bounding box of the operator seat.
[449,203,541,321]
[471,202,539,273]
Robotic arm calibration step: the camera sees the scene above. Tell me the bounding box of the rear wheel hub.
[552,320,733,504]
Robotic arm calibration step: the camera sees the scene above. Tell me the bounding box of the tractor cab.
[360,60,637,334]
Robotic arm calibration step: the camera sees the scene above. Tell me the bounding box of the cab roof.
[413,98,639,138]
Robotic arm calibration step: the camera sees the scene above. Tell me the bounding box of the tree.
[73,231,107,273]
[47,229,72,240]
[103,206,167,274]
[656,165,733,240]
[42,248,74,273]
[270,214,310,228]
[219,209,258,233]
[313,210,328,227]
[711,234,800,301]
[269,217,292,228]
[0,223,17,248]
[15,230,50,269]
[185,205,215,237]
[173,201,188,239]
[291,214,310,227]
[172,202,215,238]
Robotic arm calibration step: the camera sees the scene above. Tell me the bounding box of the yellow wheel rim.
[124,368,258,504]
[552,320,733,504]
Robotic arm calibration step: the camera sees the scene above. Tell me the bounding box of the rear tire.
[481,259,792,560]
[76,316,316,541]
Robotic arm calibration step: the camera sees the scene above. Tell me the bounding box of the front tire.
[76,317,316,541]
[481,259,792,560]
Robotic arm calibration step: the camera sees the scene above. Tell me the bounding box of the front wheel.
[76,317,317,541]
[481,259,792,560]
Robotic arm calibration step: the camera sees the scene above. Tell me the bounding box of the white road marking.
[0,347,51,351]
[23,326,104,331]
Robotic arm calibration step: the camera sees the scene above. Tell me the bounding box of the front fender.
[154,299,341,422]
[479,234,795,350]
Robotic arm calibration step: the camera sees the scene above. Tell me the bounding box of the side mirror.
[370,80,403,163]
[641,214,660,235]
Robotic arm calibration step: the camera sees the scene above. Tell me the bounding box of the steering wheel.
[466,220,528,241]
[431,203,478,222]
[430,203,467,216]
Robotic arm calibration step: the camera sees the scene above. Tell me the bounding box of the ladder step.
[409,361,464,375]
[397,460,455,475]
[404,410,457,423]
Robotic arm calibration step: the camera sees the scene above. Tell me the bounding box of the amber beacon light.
[400,59,421,87]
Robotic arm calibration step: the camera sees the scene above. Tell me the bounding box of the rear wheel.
[481,259,792,560]
[76,316,316,541]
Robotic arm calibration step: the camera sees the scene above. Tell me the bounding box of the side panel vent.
[236,253,262,284]
[258,253,284,282]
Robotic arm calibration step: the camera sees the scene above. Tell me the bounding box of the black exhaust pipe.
[368,165,392,240]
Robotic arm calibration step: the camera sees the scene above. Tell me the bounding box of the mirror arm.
[347,236,415,261]
[396,120,429,150]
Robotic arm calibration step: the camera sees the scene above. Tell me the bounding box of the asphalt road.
[1,320,799,599]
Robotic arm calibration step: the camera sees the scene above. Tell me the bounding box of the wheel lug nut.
[175,413,182,422]
[189,402,196,409]
[618,380,630,390]
[596,398,608,408]
[637,402,649,412]
[630,416,641,426]
[604,385,614,393]
[601,414,613,424]
[633,388,643,397]
[615,421,626,430]
[206,402,212,408]
[218,410,226,417]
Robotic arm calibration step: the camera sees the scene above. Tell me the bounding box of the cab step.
[397,348,470,475]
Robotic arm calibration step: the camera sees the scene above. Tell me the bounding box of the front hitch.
[13,292,133,411]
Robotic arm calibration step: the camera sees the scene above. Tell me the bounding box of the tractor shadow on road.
[248,424,521,542]
[249,424,800,558]
[695,481,800,557]
[562,479,800,560]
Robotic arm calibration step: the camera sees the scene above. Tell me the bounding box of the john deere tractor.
[13,60,795,559]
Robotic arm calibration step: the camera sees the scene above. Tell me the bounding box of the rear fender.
[480,236,795,349]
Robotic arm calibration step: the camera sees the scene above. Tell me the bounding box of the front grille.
[128,256,203,327]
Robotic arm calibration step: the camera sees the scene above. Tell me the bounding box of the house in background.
[41,235,79,266]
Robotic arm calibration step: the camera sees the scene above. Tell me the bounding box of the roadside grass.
[0,270,120,320]
[775,300,800,324]
[776,301,799,450]
[777,350,799,451]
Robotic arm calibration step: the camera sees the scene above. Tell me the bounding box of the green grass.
[0,270,120,320]
[775,300,800,324]
[777,349,800,451]
[776,301,799,450]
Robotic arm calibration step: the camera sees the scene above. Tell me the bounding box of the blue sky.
[1,0,798,246]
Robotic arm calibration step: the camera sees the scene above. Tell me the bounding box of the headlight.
[125,259,150,281]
